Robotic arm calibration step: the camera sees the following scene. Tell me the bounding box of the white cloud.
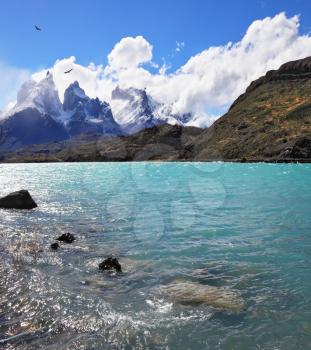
[159,61,171,75]
[107,35,153,70]
[3,12,311,127]
[0,62,30,114]
[31,56,112,102]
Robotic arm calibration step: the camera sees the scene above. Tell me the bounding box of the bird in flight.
[64,69,73,74]
[34,25,42,31]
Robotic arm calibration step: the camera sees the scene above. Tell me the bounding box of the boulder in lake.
[99,257,122,273]
[50,242,60,250]
[56,232,75,243]
[0,190,37,209]
[160,281,244,312]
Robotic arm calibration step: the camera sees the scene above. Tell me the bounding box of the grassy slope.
[192,64,311,161]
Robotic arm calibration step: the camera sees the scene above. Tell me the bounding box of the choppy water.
[0,162,311,349]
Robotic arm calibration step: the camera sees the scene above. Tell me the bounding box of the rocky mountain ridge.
[190,56,311,161]
[0,73,192,150]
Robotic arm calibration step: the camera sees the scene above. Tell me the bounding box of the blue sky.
[0,0,310,72]
[1,0,311,125]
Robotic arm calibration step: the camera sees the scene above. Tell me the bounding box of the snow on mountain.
[2,74,122,137]
[63,81,123,137]
[63,81,88,112]
[0,75,123,150]
[111,86,193,134]
[111,86,163,134]
[0,74,198,150]
[5,72,62,119]
[0,107,68,150]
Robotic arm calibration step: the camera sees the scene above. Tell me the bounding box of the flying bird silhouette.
[64,69,73,74]
[34,25,41,31]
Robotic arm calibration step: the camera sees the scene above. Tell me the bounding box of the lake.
[0,162,311,349]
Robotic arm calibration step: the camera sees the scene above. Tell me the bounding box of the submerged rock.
[11,241,43,255]
[160,281,244,312]
[99,257,122,273]
[50,242,60,250]
[0,190,37,209]
[56,232,75,243]
[82,277,116,289]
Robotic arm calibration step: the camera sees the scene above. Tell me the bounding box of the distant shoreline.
[1,159,310,164]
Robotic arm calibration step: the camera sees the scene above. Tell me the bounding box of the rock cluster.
[1,190,245,313]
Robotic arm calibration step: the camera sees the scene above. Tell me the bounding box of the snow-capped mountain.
[0,74,195,150]
[0,74,122,150]
[62,81,123,137]
[111,86,163,134]
[111,86,193,134]
[9,72,62,119]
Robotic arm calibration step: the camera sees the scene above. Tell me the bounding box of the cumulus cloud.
[107,35,153,70]
[3,12,311,127]
[105,12,311,126]
[170,13,311,117]
[32,56,113,103]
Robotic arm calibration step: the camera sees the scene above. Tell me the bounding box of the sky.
[1,0,311,125]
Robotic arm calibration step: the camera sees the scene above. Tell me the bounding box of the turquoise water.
[0,162,311,349]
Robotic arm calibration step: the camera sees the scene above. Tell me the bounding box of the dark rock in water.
[0,190,37,209]
[56,232,75,243]
[50,242,60,250]
[99,257,122,273]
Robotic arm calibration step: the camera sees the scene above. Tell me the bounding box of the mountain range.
[1,56,311,162]
[0,72,191,150]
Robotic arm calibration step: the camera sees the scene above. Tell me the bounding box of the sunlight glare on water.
[0,162,311,349]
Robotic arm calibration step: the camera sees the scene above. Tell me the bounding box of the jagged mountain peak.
[63,81,112,117]
[61,82,123,137]
[17,72,56,103]
[111,85,159,134]
[0,75,123,150]
[63,81,113,120]
[5,73,62,120]
[111,86,133,101]
[1,75,194,150]
[111,87,154,118]
[111,85,193,134]
[112,86,148,102]
[65,81,87,98]
[63,81,88,111]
